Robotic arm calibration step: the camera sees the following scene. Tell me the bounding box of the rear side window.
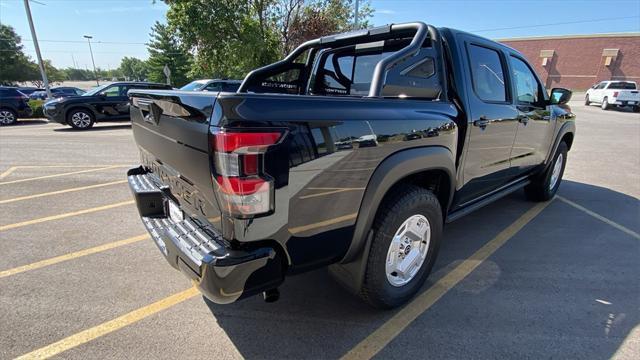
[607,82,636,90]
[221,83,239,92]
[468,44,507,102]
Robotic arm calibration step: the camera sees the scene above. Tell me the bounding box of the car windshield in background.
[608,82,637,89]
[180,81,207,91]
[83,84,110,96]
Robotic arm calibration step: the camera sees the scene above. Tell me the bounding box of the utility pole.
[84,35,99,86]
[354,0,360,28]
[23,0,51,98]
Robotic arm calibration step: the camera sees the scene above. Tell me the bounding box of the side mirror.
[550,88,572,105]
[98,91,106,97]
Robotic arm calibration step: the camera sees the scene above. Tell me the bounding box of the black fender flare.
[329,146,456,294]
[543,120,575,171]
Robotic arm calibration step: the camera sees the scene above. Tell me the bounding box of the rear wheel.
[633,105,639,113]
[360,185,442,309]
[584,95,590,105]
[67,109,94,130]
[0,108,17,126]
[601,97,610,110]
[525,142,568,201]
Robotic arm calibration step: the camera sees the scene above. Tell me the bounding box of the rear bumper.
[127,166,284,304]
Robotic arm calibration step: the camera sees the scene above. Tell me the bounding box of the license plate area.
[167,200,184,222]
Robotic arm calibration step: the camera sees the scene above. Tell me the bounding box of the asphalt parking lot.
[1,101,638,360]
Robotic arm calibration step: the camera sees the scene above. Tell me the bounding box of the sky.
[1,0,639,69]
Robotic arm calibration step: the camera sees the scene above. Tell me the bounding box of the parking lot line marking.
[0,200,134,232]
[289,213,358,234]
[557,195,640,240]
[14,287,200,360]
[0,166,17,179]
[341,199,553,360]
[0,180,128,204]
[0,234,148,279]
[300,188,365,199]
[0,165,123,186]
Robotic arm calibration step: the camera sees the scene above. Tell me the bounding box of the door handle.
[473,116,489,129]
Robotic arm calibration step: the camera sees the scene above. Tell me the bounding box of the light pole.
[354,0,360,28]
[83,35,99,86]
[23,0,51,98]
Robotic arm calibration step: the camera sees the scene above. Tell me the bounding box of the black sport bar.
[237,22,437,97]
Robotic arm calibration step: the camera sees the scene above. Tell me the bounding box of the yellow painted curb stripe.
[341,199,553,360]
[289,213,357,234]
[557,195,640,240]
[0,234,148,279]
[0,180,128,204]
[300,188,364,199]
[14,287,200,360]
[0,166,17,179]
[0,166,122,186]
[0,200,134,232]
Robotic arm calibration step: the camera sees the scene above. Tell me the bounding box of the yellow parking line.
[299,188,364,199]
[341,199,553,360]
[0,234,148,279]
[0,165,123,186]
[14,287,200,360]
[0,166,17,179]
[289,213,357,234]
[0,180,128,204]
[557,195,640,240]
[0,200,134,232]
[15,165,130,168]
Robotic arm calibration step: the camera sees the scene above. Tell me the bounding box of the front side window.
[468,44,507,102]
[510,56,542,105]
[596,82,608,90]
[102,85,124,97]
[204,83,222,92]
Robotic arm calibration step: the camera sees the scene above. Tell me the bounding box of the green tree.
[146,21,191,86]
[119,57,148,81]
[163,0,373,79]
[0,24,35,85]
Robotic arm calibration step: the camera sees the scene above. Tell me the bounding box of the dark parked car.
[126,22,575,309]
[180,79,242,92]
[18,87,44,96]
[30,87,86,100]
[0,86,33,125]
[43,82,172,129]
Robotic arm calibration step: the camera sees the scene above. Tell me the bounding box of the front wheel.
[633,105,639,113]
[601,97,610,110]
[0,108,18,126]
[525,142,568,201]
[584,95,590,105]
[67,109,95,130]
[360,185,442,309]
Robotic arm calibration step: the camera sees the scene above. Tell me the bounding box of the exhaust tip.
[262,288,280,303]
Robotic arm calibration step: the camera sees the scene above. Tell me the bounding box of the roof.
[496,32,640,42]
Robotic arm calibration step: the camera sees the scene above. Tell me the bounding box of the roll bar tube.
[238,21,439,97]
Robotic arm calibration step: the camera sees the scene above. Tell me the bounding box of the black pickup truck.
[127,22,575,309]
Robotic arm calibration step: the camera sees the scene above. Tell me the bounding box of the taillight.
[211,129,284,218]
[613,91,619,98]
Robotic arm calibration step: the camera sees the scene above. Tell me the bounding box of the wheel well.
[380,169,451,219]
[66,106,94,121]
[561,132,574,150]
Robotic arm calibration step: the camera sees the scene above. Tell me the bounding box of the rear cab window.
[607,82,637,90]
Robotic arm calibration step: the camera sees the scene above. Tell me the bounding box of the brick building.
[499,33,640,90]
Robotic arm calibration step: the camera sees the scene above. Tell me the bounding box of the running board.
[445,178,530,223]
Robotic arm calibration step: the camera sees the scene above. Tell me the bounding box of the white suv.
[585,81,640,112]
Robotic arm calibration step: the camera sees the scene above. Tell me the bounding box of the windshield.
[180,80,208,91]
[83,84,111,96]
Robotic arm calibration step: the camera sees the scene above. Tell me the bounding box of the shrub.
[28,99,44,118]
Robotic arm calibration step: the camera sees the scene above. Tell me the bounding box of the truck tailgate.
[128,90,222,225]
[617,90,640,101]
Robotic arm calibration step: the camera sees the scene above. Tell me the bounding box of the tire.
[0,108,18,126]
[360,185,443,309]
[584,95,590,105]
[525,142,568,202]
[601,97,610,110]
[67,108,95,130]
[633,105,639,113]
